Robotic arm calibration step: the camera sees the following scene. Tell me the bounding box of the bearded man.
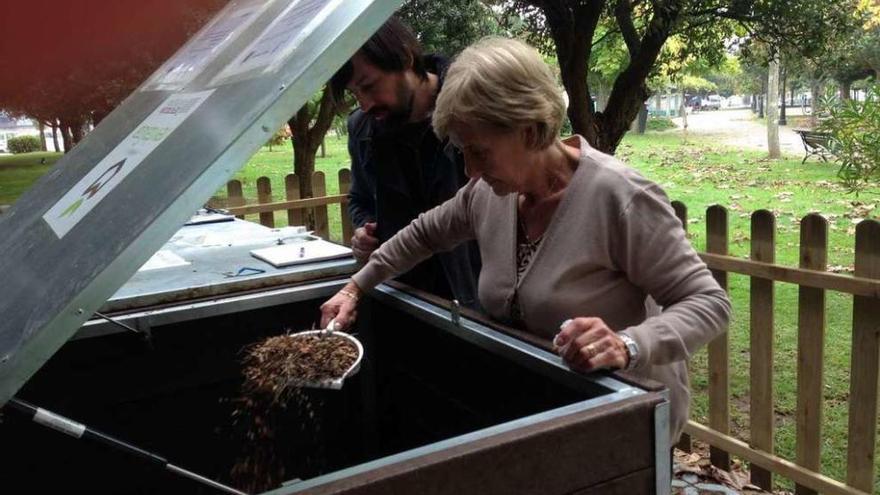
[330,17,480,307]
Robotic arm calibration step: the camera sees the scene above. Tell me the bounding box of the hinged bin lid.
[0,0,400,406]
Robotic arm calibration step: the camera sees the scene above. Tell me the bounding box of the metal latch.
[93,311,154,347]
[450,299,461,327]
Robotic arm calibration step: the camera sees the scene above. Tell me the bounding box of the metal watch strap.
[619,334,639,370]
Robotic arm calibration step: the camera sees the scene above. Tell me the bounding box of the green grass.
[0,152,62,204]
[619,132,877,492]
[2,132,877,491]
[208,137,351,243]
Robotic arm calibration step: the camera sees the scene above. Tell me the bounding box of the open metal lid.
[0,0,400,406]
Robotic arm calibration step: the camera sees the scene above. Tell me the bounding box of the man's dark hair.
[330,17,427,100]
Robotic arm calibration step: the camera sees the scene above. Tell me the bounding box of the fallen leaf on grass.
[828,264,854,274]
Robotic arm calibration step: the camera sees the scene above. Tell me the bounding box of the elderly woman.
[321,37,730,443]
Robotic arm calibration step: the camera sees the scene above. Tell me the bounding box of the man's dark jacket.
[345,55,481,308]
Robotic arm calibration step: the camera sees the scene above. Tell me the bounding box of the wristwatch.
[619,334,639,370]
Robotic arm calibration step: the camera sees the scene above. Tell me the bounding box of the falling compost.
[230,332,359,491]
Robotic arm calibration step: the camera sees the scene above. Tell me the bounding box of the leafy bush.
[7,135,41,154]
[265,124,291,151]
[646,116,677,131]
[818,84,880,193]
[560,116,573,137]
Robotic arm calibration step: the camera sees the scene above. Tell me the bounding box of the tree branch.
[615,0,641,55]
[599,2,679,150]
[307,85,338,151]
[591,26,622,48]
[539,0,576,65]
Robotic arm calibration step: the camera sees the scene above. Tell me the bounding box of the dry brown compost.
[229,332,358,492]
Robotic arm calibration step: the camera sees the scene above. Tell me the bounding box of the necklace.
[518,171,565,243]
[517,212,540,244]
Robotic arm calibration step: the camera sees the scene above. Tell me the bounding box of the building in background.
[0,113,60,153]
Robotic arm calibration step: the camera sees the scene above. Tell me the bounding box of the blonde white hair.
[433,37,566,149]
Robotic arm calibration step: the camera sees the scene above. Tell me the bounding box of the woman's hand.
[320,282,362,330]
[553,317,629,371]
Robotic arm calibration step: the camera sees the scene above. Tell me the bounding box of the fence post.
[312,171,329,239]
[285,174,303,227]
[749,209,775,490]
[671,200,693,454]
[256,176,274,227]
[672,201,688,231]
[846,219,880,492]
[227,180,245,220]
[795,213,828,495]
[339,168,353,246]
[706,205,730,470]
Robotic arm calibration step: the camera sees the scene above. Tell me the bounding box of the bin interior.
[2,296,612,494]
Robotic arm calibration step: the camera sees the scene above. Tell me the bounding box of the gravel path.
[670,108,807,157]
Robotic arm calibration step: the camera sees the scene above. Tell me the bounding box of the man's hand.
[351,221,379,263]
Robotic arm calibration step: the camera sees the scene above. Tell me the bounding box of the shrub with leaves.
[818,84,880,193]
[7,135,41,154]
[647,116,677,131]
[265,124,291,152]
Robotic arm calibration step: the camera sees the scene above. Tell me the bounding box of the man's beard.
[370,81,414,129]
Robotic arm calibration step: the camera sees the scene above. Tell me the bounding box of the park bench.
[793,129,835,164]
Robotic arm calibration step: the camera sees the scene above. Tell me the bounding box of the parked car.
[702,94,722,110]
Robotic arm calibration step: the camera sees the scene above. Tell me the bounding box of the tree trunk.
[778,68,787,126]
[290,108,316,200]
[59,119,72,153]
[636,102,648,134]
[293,141,317,198]
[840,80,851,100]
[597,7,677,152]
[37,121,47,151]
[544,3,600,147]
[71,118,85,145]
[557,42,596,144]
[767,57,781,159]
[51,121,60,152]
[679,90,688,132]
[810,79,822,127]
[597,66,652,152]
[289,85,340,200]
[92,109,109,126]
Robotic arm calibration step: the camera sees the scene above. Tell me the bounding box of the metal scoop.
[287,319,363,390]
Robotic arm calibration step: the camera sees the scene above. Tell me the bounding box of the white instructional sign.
[43,89,216,238]
[212,0,340,83]
[145,0,272,90]
[250,239,351,268]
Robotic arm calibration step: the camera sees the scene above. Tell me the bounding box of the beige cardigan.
[353,135,731,442]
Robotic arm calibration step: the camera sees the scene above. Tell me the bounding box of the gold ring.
[585,343,597,359]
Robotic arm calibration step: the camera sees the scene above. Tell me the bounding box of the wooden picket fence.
[218,169,354,245]
[671,201,880,495]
